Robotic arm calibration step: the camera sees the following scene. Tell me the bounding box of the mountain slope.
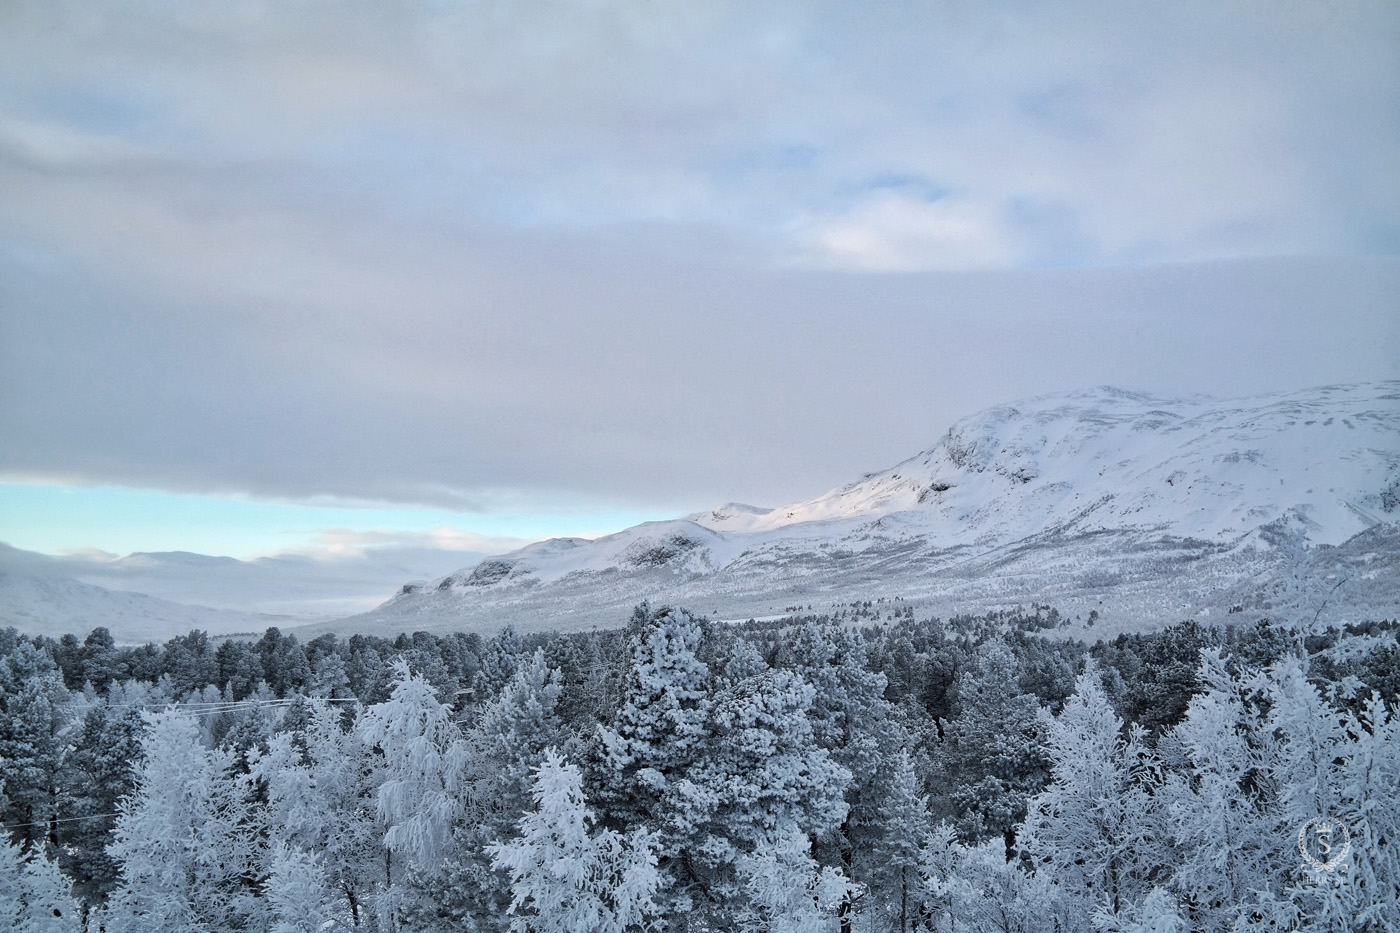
[0,574,302,644]
[327,382,1400,638]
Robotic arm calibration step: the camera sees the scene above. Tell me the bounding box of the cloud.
[5,240,1396,515]
[0,0,1397,525]
[2,1,1395,264]
[0,533,513,618]
[796,191,1016,271]
[298,527,532,562]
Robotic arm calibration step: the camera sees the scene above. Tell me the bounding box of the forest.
[1,603,1397,932]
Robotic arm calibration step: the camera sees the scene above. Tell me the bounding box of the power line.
[2,811,122,832]
[88,696,361,716]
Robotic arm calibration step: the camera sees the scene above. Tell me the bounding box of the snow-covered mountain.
[326,383,1400,638]
[0,573,302,644]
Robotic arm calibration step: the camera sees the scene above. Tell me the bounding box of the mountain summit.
[334,382,1399,637]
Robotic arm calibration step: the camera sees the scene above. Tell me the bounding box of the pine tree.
[781,622,896,908]
[595,604,713,911]
[309,650,352,699]
[672,667,851,924]
[53,703,144,908]
[161,630,219,698]
[470,649,569,830]
[597,606,712,823]
[930,640,1051,854]
[79,628,121,697]
[867,750,931,933]
[475,627,524,702]
[0,642,70,852]
[596,607,852,926]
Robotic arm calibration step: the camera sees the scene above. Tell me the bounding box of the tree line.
[1,606,1397,931]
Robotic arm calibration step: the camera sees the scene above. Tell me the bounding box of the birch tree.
[489,750,660,933]
[105,709,263,933]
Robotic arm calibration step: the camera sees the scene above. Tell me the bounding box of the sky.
[1,1,1398,612]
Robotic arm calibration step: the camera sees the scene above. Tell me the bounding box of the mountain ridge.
[326,381,1398,638]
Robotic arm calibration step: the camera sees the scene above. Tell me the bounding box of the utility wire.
[88,696,360,714]
[2,811,122,831]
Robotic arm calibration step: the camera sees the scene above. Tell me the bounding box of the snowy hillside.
[749,384,1394,545]
[0,573,302,644]
[326,382,1400,637]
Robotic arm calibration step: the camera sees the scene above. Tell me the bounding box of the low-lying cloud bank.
[0,532,524,618]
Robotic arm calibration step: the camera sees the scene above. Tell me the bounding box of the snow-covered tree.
[867,749,932,933]
[915,821,961,931]
[932,834,1055,933]
[470,648,569,833]
[309,650,352,699]
[53,701,144,908]
[1263,662,1400,931]
[413,649,571,932]
[0,642,70,852]
[597,608,851,925]
[0,828,78,933]
[1328,690,1400,932]
[781,622,897,914]
[104,708,264,933]
[664,667,850,922]
[930,640,1051,853]
[597,606,712,822]
[79,628,121,697]
[266,844,339,933]
[160,630,219,698]
[1093,888,1185,933]
[358,659,471,878]
[474,626,525,703]
[249,699,382,929]
[488,750,660,933]
[781,623,890,778]
[1158,651,1282,932]
[1020,666,1160,927]
[595,606,713,913]
[736,824,856,933]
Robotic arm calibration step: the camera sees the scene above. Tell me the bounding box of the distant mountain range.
[0,573,296,644]
[0,541,486,643]
[7,383,1397,644]
[321,381,1399,638]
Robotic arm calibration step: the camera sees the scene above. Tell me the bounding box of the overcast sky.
[2,1,1398,589]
